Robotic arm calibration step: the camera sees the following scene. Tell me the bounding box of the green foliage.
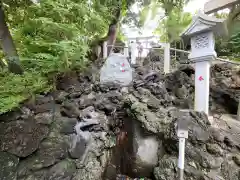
[216,31,240,62]
[215,12,240,61]
[0,70,51,112]
[0,0,119,113]
[154,8,192,42]
[139,1,162,26]
[137,0,192,42]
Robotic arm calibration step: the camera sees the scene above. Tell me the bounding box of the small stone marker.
[100,53,133,86]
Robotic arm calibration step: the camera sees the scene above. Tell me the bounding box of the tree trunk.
[106,5,121,56]
[107,23,118,56]
[0,5,23,74]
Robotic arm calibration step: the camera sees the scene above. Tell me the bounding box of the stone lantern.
[181,12,228,115]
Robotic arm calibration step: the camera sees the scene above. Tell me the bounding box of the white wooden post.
[103,41,108,58]
[164,43,170,74]
[177,116,189,180]
[131,41,137,64]
[181,13,227,115]
[194,57,211,115]
[124,44,129,57]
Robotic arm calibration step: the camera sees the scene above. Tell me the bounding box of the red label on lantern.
[198,76,204,81]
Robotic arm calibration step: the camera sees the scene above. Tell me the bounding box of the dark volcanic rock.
[17,137,68,178]
[124,85,240,180]
[164,70,193,91]
[210,64,240,114]
[206,143,223,156]
[78,93,96,109]
[34,103,54,114]
[0,59,239,180]
[0,152,19,180]
[0,119,49,157]
[0,109,22,122]
[35,137,69,168]
[94,92,122,113]
[35,112,54,125]
[56,72,81,92]
[46,159,76,180]
[61,101,81,118]
[54,90,69,104]
[60,118,78,135]
[24,95,54,114]
[68,134,89,159]
[233,154,240,166]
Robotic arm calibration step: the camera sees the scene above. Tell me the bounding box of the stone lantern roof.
[181,12,228,44]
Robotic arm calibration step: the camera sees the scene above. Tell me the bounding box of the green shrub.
[0,0,117,113]
[0,70,50,113]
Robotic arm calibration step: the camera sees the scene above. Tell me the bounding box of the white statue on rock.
[100,53,133,86]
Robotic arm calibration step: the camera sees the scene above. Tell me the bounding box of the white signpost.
[181,12,227,115]
[177,116,189,180]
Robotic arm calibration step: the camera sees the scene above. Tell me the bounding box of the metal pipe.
[168,49,240,65]
[170,48,190,54]
[216,57,240,65]
[106,45,165,50]
[106,45,128,48]
[127,36,160,39]
[168,48,240,65]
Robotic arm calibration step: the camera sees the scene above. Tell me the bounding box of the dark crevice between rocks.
[103,111,134,179]
[103,110,157,180]
[211,89,238,114]
[220,94,238,114]
[162,139,178,155]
